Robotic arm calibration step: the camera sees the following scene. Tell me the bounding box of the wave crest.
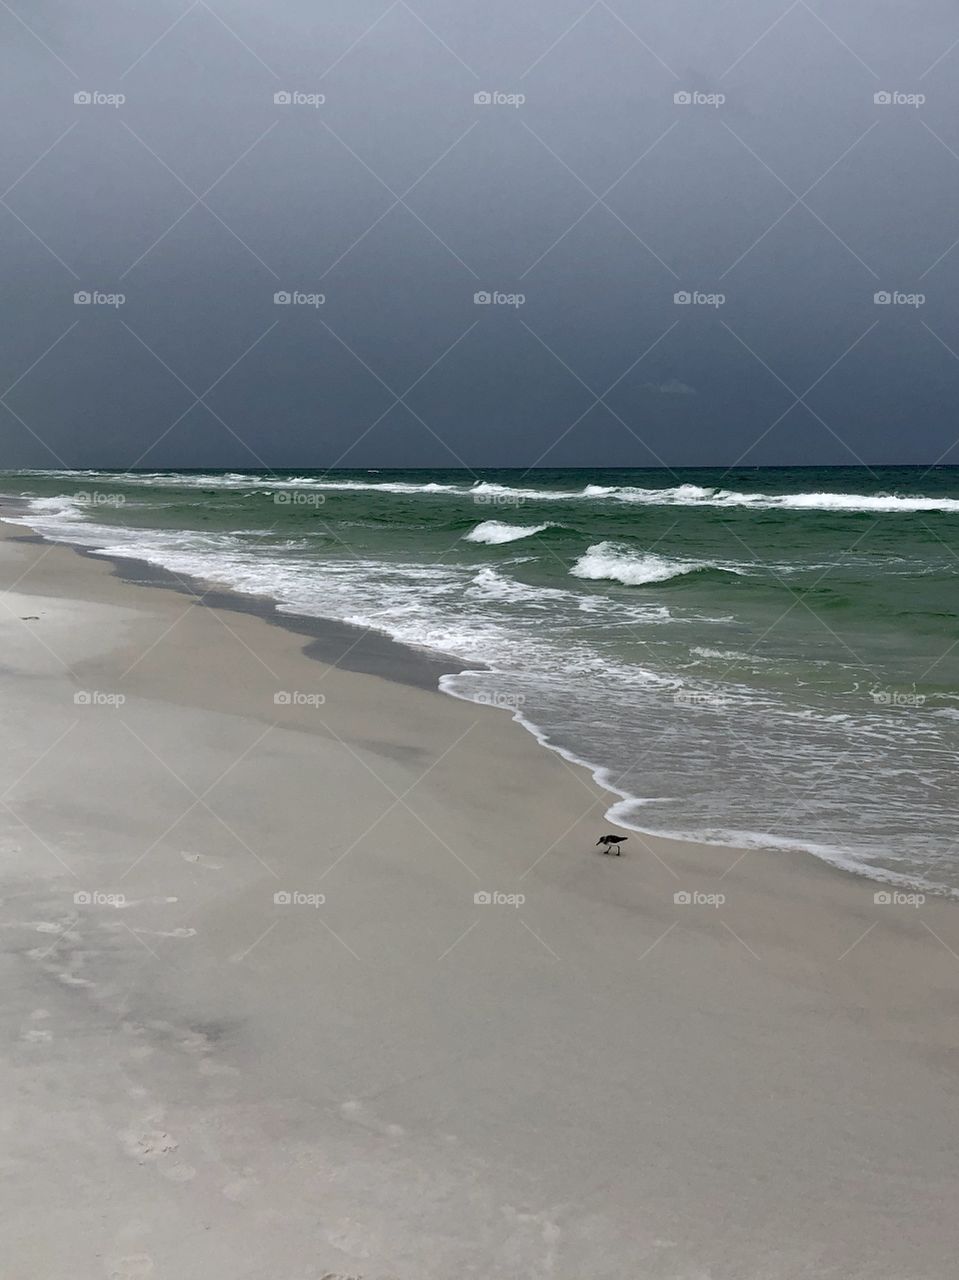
[570,543,740,586]
[464,520,552,544]
[11,471,959,513]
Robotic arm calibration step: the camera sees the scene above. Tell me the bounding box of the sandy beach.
[2,510,958,1280]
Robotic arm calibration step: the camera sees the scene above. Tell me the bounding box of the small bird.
[596,834,627,855]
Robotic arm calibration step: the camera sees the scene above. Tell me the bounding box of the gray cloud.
[2,1,959,467]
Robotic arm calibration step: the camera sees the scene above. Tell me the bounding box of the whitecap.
[570,543,742,587]
[463,520,553,545]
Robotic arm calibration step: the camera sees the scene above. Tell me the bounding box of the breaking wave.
[570,543,743,587]
[464,520,553,544]
[11,471,959,513]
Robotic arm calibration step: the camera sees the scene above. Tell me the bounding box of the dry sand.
[1,514,958,1280]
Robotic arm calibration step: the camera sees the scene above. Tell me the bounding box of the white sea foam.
[570,543,742,587]
[705,488,959,513]
[593,483,959,512]
[468,481,573,501]
[10,470,959,512]
[466,566,574,607]
[690,646,763,662]
[464,520,553,544]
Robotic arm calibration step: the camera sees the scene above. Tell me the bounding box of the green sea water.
[5,466,958,890]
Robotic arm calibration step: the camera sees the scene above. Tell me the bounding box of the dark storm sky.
[3,0,959,469]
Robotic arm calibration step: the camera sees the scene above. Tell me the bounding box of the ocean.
[4,466,958,893]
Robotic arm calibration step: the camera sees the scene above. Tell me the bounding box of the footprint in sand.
[339,1099,405,1139]
[21,1027,53,1043]
[177,1029,214,1055]
[180,851,222,871]
[120,1112,192,1181]
[57,971,93,987]
[120,1129,179,1163]
[20,1006,53,1041]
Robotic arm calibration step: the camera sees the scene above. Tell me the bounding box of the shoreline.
[3,509,959,1278]
[3,497,952,899]
[0,496,472,694]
